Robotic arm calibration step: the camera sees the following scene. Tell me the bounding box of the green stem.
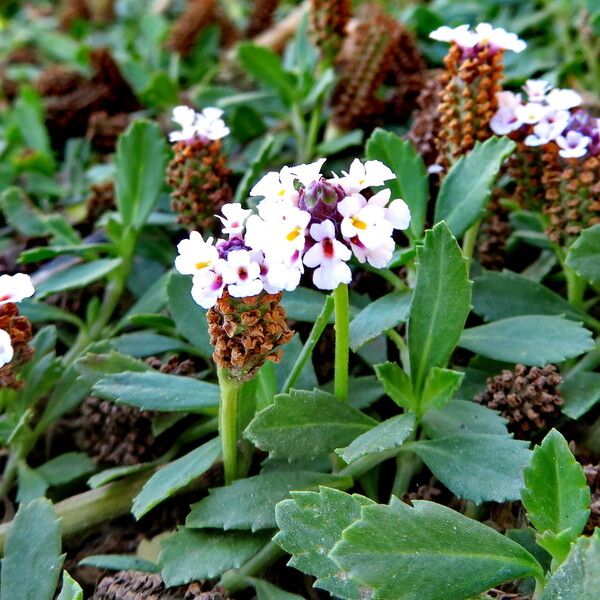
[461,219,482,262]
[387,329,410,374]
[565,265,587,310]
[0,451,20,499]
[302,98,323,163]
[282,296,334,394]
[390,429,421,499]
[217,368,242,485]
[364,264,408,291]
[291,103,307,164]
[220,542,285,593]
[333,284,350,401]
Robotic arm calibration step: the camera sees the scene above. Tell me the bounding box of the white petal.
[0,329,13,367]
[386,199,411,230]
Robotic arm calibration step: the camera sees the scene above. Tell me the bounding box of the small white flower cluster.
[175,158,411,309]
[169,106,230,143]
[430,23,526,53]
[0,274,35,368]
[490,80,600,159]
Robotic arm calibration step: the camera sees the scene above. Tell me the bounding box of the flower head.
[174,232,220,276]
[250,167,298,205]
[337,159,395,194]
[221,250,264,298]
[169,106,230,142]
[0,329,13,368]
[429,23,525,53]
[0,274,35,306]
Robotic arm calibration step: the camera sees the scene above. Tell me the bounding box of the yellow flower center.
[277,188,286,197]
[195,261,211,270]
[286,227,301,241]
[351,217,367,230]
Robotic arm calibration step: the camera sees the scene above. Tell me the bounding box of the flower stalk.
[333,283,350,401]
[217,367,242,485]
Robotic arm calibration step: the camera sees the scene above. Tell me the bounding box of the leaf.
[17,462,49,504]
[422,400,509,438]
[349,291,412,351]
[19,300,81,327]
[159,528,269,586]
[245,389,376,460]
[281,287,332,323]
[560,371,600,419]
[365,129,428,238]
[408,433,531,503]
[79,555,159,573]
[88,463,155,489]
[329,498,543,600]
[336,413,416,465]
[36,452,95,487]
[374,362,414,410]
[167,273,212,358]
[459,316,594,365]
[408,223,472,395]
[0,498,64,600]
[13,87,53,158]
[115,120,169,229]
[132,437,220,519]
[565,224,600,285]
[522,429,590,562]
[540,532,600,600]
[472,270,584,322]
[56,572,83,600]
[421,367,464,412]
[111,332,190,357]
[35,259,122,299]
[237,43,297,104]
[251,579,304,600]
[434,137,516,237]
[187,471,350,531]
[234,134,275,203]
[0,187,47,237]
[274,487,375,599]
[93,371,220,413]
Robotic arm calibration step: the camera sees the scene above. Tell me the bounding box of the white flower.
[523,80,551,103]
[514,102,547,125]
[557,131,591,158]
[250,167,298,205]
[546,88,582,111]
[337,159,395,194]
[0,274,35,306]
[174,232,220,276]
[386,199,411,230]
[338,194,392,250]
[0,329,13,368]
[221,250,264,298]
[303,220,352,290]
[430,25,478,48]
[216,203,253,238]
[523,109,570,146]
[351,236,395,269]
[191,266,225,309]
[263,253,303,293]
[475,23,526,53]
[169,106,229,142]
[290,158,327,187]
[490,106,522,135]
[497,91,522,109]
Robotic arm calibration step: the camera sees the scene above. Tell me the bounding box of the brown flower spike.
[208,290,294,381]
[310,0,350,62]
[0,303,34,389]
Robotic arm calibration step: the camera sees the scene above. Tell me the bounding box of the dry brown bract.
[0,303,34,390]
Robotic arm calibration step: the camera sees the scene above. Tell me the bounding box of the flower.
[497,91,522,109]
[263,253,303,293]
[490,106,522,135]
[216,203,253,238]
[250,167,298,205]
[0,274,35,306]
[514,102,547,125]
[221,250,264,298]
[174,232,220,276]
[337,159,395,193]
[557,130,592,158]
[523,80,551,103]
[350,235,395,269]
[169,106,230,142]
[289,158,327,187]
[524,110,570,147]
[429,23,525,52]
[0,329,13,368]
[546,88,582,111]
[429,24,477,48]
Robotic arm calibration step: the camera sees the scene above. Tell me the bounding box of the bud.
[208,290,294,382]
[310,0,350,62]
[0,303,34,390]
[298,178,345,222]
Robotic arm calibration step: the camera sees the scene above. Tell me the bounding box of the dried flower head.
[475,364,563,440]
[310,0,350,62]
[583,463,600,534]
[476,196,512,270]
[92,570,191,599]
[246,0,280,38]
[86,111,131,153]
[0,300,35,389]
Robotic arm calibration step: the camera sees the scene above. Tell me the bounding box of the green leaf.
[422,400,509,438]
[434,137,516,237]
[0,187,47,237]
[374,362,414,411]
[19,300,82,327]
[115,120,169,228]
[366,129,428,238]
[522,429,590,562]
[87,463,154,489]
[79,555,159,573]
[565,224,600,285]
[472,270,585,322]
[408,433,531,503]
[245,389,376,460]
[132,437,220,519]
[111,332,190,357]
[36,452,95,487]
[282,287,332,323]
[349,291,412,351]
[234,134,275,203]
[13,87,53,159]
[251,579,304,600]
[459,316,594,365]
[56,572,83,600]
[337,413,416,465]
[93,371,220,413]
[540,532,600,600]
[274,487,375,599]
[409,222,472,394]
[560,371,600,419]
[167,273,212,358]
[35,259,122,299]
[237,43,297,104]
[160,528,269,586]
[329,498,543,600]
[17,462,49,504]
[187,471,350,531]
[0,498,64,600]
[421,367,464,412]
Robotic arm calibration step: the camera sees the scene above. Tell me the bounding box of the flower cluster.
[175,158,410,309]
[430,23,526,54]
[0,274,35,369]
[169,106,230,142]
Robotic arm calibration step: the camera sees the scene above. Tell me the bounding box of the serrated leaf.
[245,389,376,460]
[422,400,509,438]
[522,429,590,562]
[421,367,464,411]
[329,498,543,600]
[434,137,516,237]
[409,223,472,395]
[93,371,219,413]
[365,129,428,238]
[459,316,594,365]
[159,528,269,586]
[565,224,600,285]
[336,413,416,464]
[349,291,412,351]
[540,532,600,599]
[374,362,414,410]
[115,120,169,228]
[56,572,83,600]
[408,433,531,503]
[133,437,220,519]
[79,554,159,573]
[274,487,375,599]
[560,371,600,419]
[0,498,64,600]
[187,471,350,531]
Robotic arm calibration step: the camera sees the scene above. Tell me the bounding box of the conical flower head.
[310,0,350,62]
[0,303,34,390]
